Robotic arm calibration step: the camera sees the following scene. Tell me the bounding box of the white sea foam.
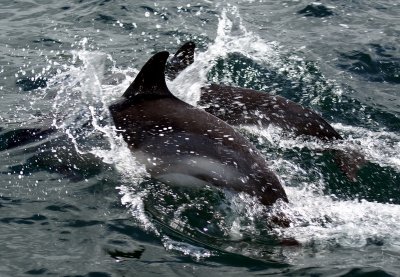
[333,123,400,171]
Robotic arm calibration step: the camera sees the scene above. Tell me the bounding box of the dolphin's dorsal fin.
[172,41,195,67]
[166,41,195,79]
[123,51,172,100]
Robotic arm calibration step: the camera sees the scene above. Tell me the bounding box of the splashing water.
[45,41,153,230]
[43,5,400,264]
[333,123,400,171]
[169,5,342,107]
[168,6,283,105]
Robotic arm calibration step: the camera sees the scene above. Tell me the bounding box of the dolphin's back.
[200,84,342,140]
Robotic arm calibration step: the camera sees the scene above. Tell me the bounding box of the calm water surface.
[1,1,400,276]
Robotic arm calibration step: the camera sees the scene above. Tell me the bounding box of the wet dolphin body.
[109,51,288,207]
[167,42,342,140]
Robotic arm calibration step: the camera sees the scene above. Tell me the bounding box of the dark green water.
[1,1,400,276]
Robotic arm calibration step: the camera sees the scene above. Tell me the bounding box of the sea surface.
[1,1,400,276]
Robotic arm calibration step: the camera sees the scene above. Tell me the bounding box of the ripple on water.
[338,44,400,84]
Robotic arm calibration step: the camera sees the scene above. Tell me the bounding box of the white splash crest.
[333,123,400,172]
[276,186,400,250]
[169,5,338,106]
[46,41,152,230]
[168,6,282,106]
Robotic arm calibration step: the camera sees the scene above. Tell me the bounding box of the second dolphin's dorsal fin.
[123,51,173,100]
[172,41,195,67]
[166,41,196,80]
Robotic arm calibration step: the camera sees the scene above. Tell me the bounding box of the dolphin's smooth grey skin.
[167,42,342,140]
[109,51,288,207]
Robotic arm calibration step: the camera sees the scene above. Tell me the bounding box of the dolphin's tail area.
[123,51,172,100]
[166,41,196,80]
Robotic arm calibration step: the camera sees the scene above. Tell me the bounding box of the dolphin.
[109,51,288,207]
[167,42,342,140]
